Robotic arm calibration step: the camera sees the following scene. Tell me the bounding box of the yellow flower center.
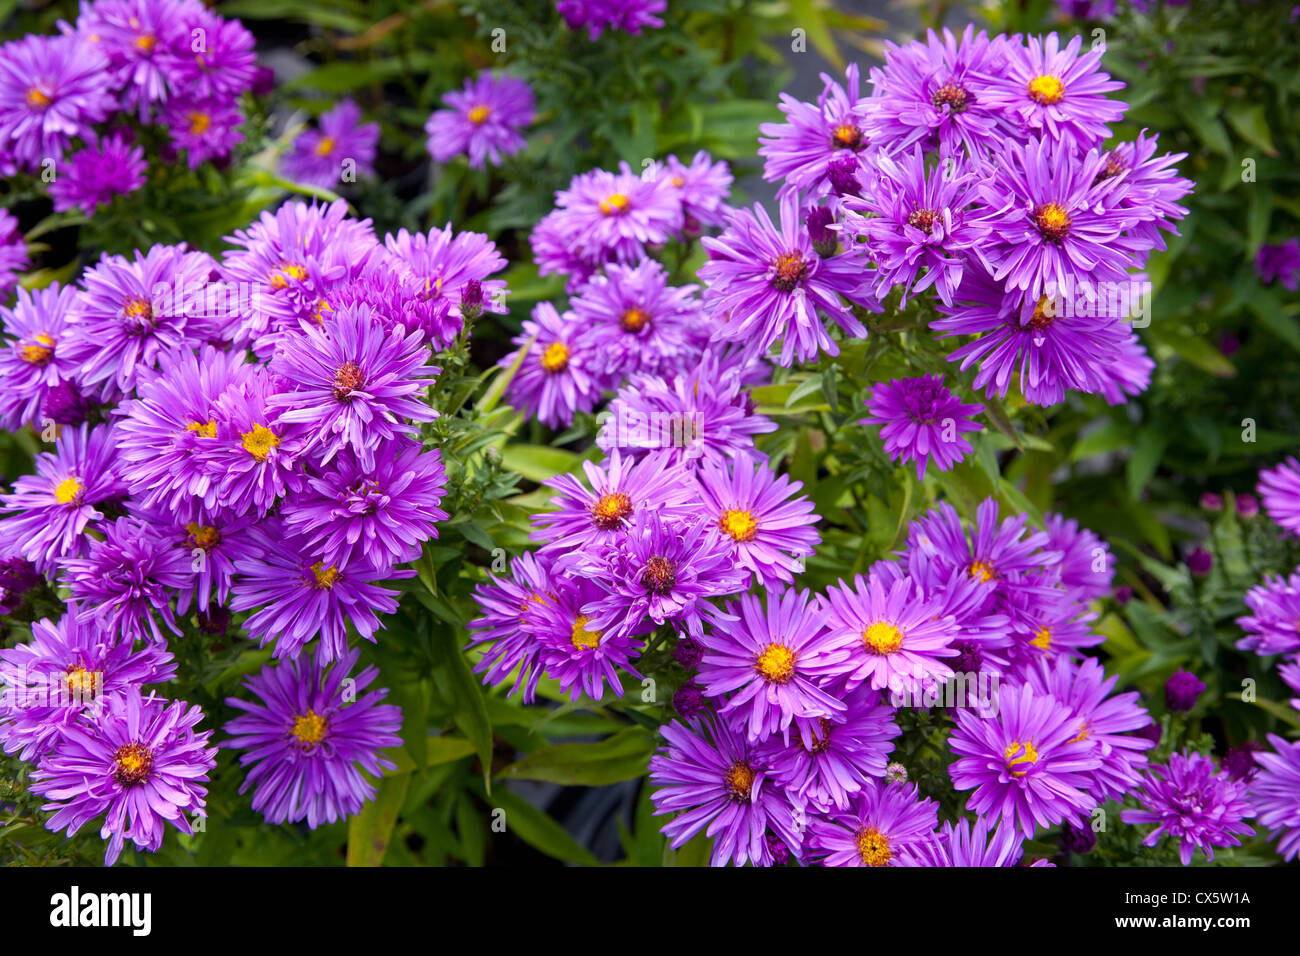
[25,87,52,108]
[863,621,903,655]
[718,508,759,543]
[269,263,308,290]
[1027,74,1065,105]
[968,560,997,582]
[590,491,633,530]
[1029,295,1055,330]
[468,104,492,125]
[186,419,217,438]
[123,297,153,322]
[54,476,83,505]
[1005,740,1038,777]
[1030,627,1052,650]
[311,562,340,589]
[112,742,154,786]
[755,643,797,683]
[570,614,602,650]
[188,111,212,135]
[135,33,156,52]
[540,341,569,373]
[771,252,808,292]
[1069,721,1090,744]
[240,423,280,461]
[856,827,892,866]
[314,135,337,156]
[831,123,864,150]
[65,665,102,699]
[725,761,755,801]
[292,710,328,748]
[1032,202,1072,243]
[20,333,55,366]
[186,522,220,551]
[620,307,651,333]
[599,193,630,216]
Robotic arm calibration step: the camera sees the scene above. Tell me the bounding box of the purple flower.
[269,303,438,471]
[697,587,851,741]
[1043,511,1114,601]
[1250,734,1300,861]
[762,687,899,811]
[899,816,1034,867]
[808,779,938,867]
[1186,546,1213,576]
[861,374,984,479]
[700,193,873,367]
[544,162,684,272]
[67,0,189,120]
[283,98,379,189]
[758,64,873,202]
[530,449,698,554]
[501,300,602,429]
[949,680,1101,837]
[0,423,125,572]
[326,267,457,350]
[224,648,403,828]
[160,95,245,169]
[1200,491,1224,511]
[865,26,1012,157]
[229,521,405,664]
[0,208,27,294]
[650,151,733,228]
[142,504,256,616]
[1258,457,1300,537]
[1256,239,1300,291]
[841,147,993,306]
[673,682,707,718]
[0,604,176,762]
[61,515,192,644]
[467,550,554,703]
[47,130,148,215]
[0,282,79,431]
[982,31,1126,152]
[596,353,777,470]
[0,34,115,173]
[821,572,959,695]
[529,575,646,702]
[906,498,1059,596]
[425,71,534,169]
[1236,572,1300,657]
[1121,751,1255,865]
[1221,741,1265,783]
[674,636,704,669]
[649,715,803,867]
[695,456,821,589]
[1165,668,1205,712]
[168,5,258,102]
[558,0,666,39]
[282,441,448,573]
[384,223,509,335]
[1236,492,1259,518]
[207,365,307,517]
[63,243,221,402]
[1097,130,1193,254]
[30,687,216,866]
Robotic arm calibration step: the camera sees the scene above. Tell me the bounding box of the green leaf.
[499,444,583,482]
[483,787,600,867]
[346,772,411,867]
[431,626,494,794]
[499,730,655,786]
[1224,102,1278,157]
[1126,427,1167,502]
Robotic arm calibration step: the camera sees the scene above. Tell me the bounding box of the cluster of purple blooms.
[0,196,510,863]
[0,0,265,224]
[556,0,667,40]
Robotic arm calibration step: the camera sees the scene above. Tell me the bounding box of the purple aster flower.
[224,648,403,828]
[674,635,704,669]
[861,374,984,479]
[700,193,874,367]
[47,130,148,215]
[762,687,899,811]
[168,5,258,101]
[650,150,733,228]
[1222,741,1266,783]
[821,572,960,696]
[696,587,851,741]
[0,34,114,173]
[0,282,79,431]
[1044,511,1114,601]
[269,303,438,471]
[220,199,380,356]
[1022,655,1156,802]
[206,365,307,516]
[550,161,684,270]
[1236,492,1260,518]
[1096,129,1193,255]
[1121,751,1255,865]
[597,353,777,470]
[568,258,706,385]
[281,441,448,573]
[1256,239,1300,291]
[530,209,598,291]
[933,271,1132,406]
[425,71,534,169]
[673,682,707,719]
[569,509,748,643]
[160,95,244,169]
[841,147,993,306]
[112,344,254,518]
[1237,572,1300,657]
[558,0,666,39]
[899,816,1033,867]
[282,98,379,189]
[63,243,221,402]
[60,515,192,644]
[326,267,457,351]
[529,574,646,702]
[1258,458,1300,537]
[0,604,175,763]
[530,448,698,554]
[1186,545,1213,576]
[808,779,939,867]
[1000,576,1102,672]
[1096,328,1155,405]
[758,63,873,202]
[1250,734,1300,861]
[30,687,216,866]
[141,503,257,616]
[0,208,27,294]
[982,32,1126,152]
[230,521,405,664]
[906,498,1059,595]
[864,26,1012,157]
[1165,669,1205,712]
[384,223,509,334]
[950,679,1101,837]
[978,136,1139,300]
[67,0,189,120]
[0,423,125,572]
[501,301,602,430]
[695,456,820,589]
[467,550,554,703]
[649,715,803,867]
